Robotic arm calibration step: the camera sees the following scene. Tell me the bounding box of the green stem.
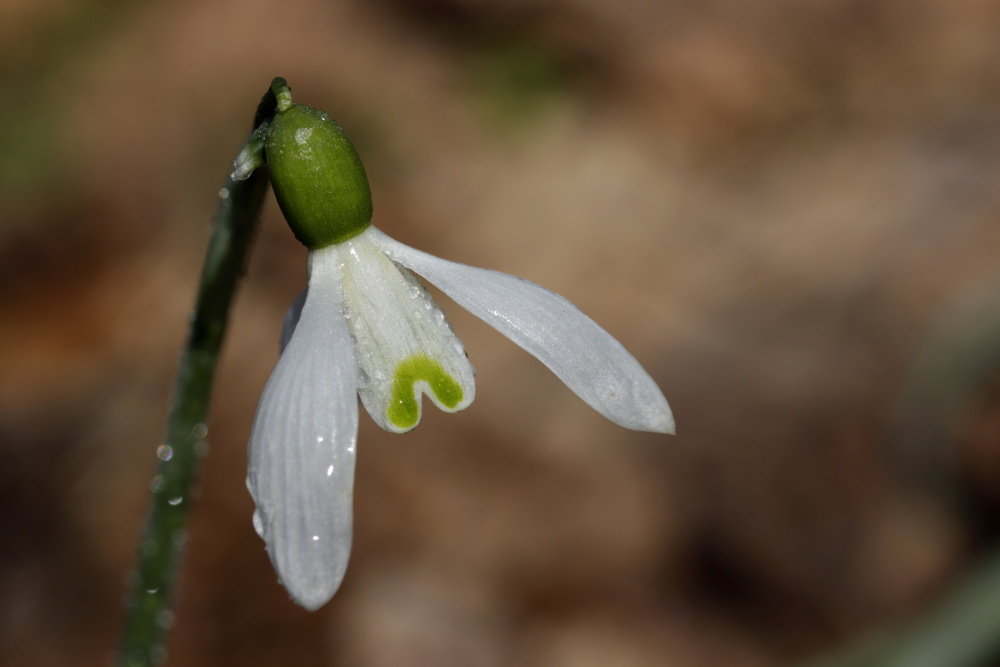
[116,82,280,667]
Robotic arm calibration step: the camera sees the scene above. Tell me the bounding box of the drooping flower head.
[236,79,673,610]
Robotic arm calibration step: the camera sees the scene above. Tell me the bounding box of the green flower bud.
[265,99,372,249]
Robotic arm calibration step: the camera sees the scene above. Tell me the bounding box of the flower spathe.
[243,79,673,611]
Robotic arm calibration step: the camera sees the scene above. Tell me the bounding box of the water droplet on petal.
[149,475,165,492]
[167,496,183,506]
[357,369,371,388]
[252,511,265,537]
[326,465,334,476]
[193,423,208,438]
[156,445,173,461]
[407,284,420,299]
[312,535,320,542]
[146,587,159,594]
[432,310,445,326]
[218,188,229,199]
[316,436,324,443]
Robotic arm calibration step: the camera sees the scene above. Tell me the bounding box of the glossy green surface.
[266,104,372,248]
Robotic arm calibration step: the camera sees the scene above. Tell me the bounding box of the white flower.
[240,80,673,610]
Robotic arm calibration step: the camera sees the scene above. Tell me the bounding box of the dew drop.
[316,436,325,443]
[432,310,445,326]
[357,369,371,388]
[326,465,334,477]
[407,284,420,299]
[218,188,229,199]
[156,445,173,461]
[146,587,159,595]
[312,535,320,541]
[149,475,165,493]
[295,127,314,145]
[252,511,265,537]
[193,423,208,438]
[167,496,183,506]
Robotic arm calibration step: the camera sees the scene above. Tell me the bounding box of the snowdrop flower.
[236,81,673,610]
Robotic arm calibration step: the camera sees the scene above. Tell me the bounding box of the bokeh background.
[3,0,1000,665]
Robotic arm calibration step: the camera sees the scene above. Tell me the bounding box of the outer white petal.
[247,244,359,610]
[339,229,475,433]
[369,227,674,434]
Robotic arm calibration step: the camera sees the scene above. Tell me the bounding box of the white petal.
[340,229,475,433]
[369,228,674,434]
[247,244,359,610]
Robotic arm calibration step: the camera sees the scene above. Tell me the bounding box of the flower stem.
[116,82,281,667]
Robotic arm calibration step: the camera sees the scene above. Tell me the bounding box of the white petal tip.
[643,396,675,434]
[618,404,675,434]
[286,580,340,612]
[597,382,675,435]
[270,537,351,612]
[650,413,676,435]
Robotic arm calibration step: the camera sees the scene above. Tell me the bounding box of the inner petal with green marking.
[387,354,464,429]
[337,229,475,434]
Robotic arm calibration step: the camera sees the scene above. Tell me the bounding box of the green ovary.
[387,354,464,429]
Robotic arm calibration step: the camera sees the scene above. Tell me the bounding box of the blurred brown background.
[2,0,1000,665]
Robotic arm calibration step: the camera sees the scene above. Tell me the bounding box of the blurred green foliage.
[466,37,578,128]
